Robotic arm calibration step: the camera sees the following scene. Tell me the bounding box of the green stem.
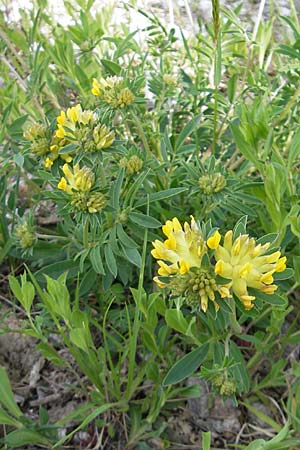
[83,216,89,248]
[228,298,241,335]
[126,198,149,399]
[129,111,152,160]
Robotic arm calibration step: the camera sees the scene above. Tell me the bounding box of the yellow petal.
[261,284,278,294]
[207,230,221,249]
[232,237,241,256]
[153,276,167,288]
[172,217,182,232]
[179,260,190,274]
[215,260,224,275]
[57,177,67,191]
[265,251,281,264]
[260,271,274,285]
[239,262,252,278]
[275,256,286,272]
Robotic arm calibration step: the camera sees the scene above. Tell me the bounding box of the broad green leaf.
[249,289,287,308]
[90,246,105,275]
[0,367,22,418]
[116,223,138,248]
[129,212,161,228]
[175,115,200,152]
[230,123,261,170]
[232,215,248,240]
[273,268,293,281]
[121,245,141,267]
[135,187,188,207]
[101,59,122,75]
[104,244,117,277]
[58,143,78,154]
[256,233,278,246]
[0,408,21,427]
[165,309,189,334]
[110,168,124,209]
[163,343,209,386]
[4,429,50,447]
[8,276,22,302]
[287,128,300,170]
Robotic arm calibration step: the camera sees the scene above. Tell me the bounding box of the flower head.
[57,163,94,194]
[56,104,94,139]
[92,76,135,109]
[214,231,286,310]
[152,217,206,276]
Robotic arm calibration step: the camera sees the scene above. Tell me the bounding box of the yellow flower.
[55,104,94,139]
[57,164,95,194]
[214,231,286,310]
[152,217,206,276]
[45,157,54,168]
[207,230,221,249]
[92,78,101,96]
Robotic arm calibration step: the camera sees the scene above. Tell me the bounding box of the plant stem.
[129,111,152,160]
[126,197,149,399]
[228,298,241,335]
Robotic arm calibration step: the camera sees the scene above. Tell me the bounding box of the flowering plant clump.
[3,3,300,448]
[152,217,287,312]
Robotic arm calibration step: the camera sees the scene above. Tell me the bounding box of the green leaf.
[228,73,238,103]
[101,59,122,75]
[58,143,78,154]
[256,233,278,246]
[79,268,98,296]
[0,408,21,427]
[129,212,161,228]
[230,122,261,170]
[0,367,22,418]
[53,403,117,448]
[165,309,189,334]
[288,128,300,170]
[14,153,24,168]
[175,115,200,152]
[34,260,80,280]
[273,268,293,281]
[8,276,22,302]
[104,244,117,277]
[120,245,141,267]
[116,223,138,248]
[36,343,65,366]
[110,168,124,209]
[248,289,287,308]
[4,429,50,447]
[90,246,105,275]
[163,343,209,386]
[232,215,248,240]
[135,187,188,207]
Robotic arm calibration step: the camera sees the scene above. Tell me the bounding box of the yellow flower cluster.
[152,217,286,312]
[56,104,94,139]
[23,123,72,168]
[55,104,115,152]
[57,164,106,214]
[214,231,286,310]
[92,77,135,108]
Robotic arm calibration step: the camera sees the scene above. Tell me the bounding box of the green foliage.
[1,0,300,448]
